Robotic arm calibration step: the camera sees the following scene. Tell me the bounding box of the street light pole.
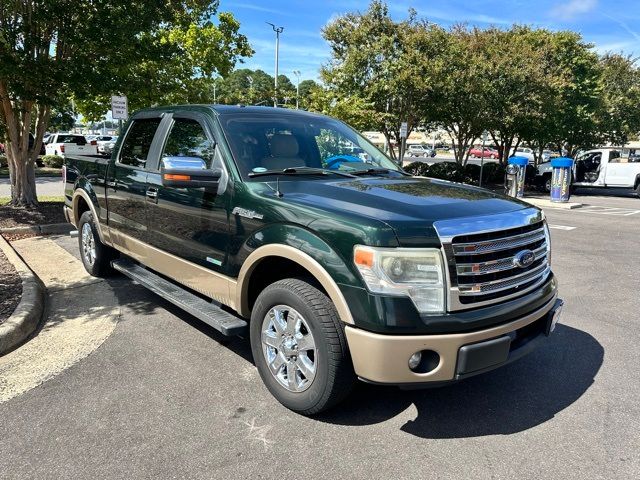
[246,75,254,104]
[293,70,301,109]
[479,130,488,188]
[267,22,284,107]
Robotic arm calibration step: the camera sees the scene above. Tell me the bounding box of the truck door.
[603,150,633,186]
[106,113,165,246]
[144,112,231,274]
[574,151,604,186]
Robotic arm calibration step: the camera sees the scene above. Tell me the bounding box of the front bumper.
[345,295,562,385]
[63,205,75,226]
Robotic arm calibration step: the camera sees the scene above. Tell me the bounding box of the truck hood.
[274,176,531,246]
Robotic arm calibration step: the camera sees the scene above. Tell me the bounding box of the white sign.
[111,95,128,120]
[400,122,408,138]
[482,130,489,142]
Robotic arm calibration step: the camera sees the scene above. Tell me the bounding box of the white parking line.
[548,224,577,231]
[578,206,640,216]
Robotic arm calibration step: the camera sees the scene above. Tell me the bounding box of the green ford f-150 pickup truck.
[63,105,562,414]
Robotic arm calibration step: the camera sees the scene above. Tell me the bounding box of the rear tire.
[78,210,116,277]
[250,278,355,415]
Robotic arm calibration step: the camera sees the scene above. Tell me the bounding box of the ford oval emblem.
[513,249,535,268]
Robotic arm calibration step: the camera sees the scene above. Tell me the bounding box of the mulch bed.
[0,202,66,229]
[0,246,22,324]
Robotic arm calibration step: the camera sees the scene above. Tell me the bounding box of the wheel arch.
[236,244,355,325]
[72,189,107,243]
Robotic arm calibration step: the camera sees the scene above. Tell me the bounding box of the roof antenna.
[264,177,283,197]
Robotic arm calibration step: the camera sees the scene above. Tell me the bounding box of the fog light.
[408,352,422,370]
[549,303,563,333]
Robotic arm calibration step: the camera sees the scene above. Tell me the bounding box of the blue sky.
[218,0,640,81]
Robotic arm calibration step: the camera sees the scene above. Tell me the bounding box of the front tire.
[78,210,116,277]
[250,278,355,415]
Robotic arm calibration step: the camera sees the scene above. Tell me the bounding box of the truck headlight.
[353,246,446,314]
[543,219,552,266]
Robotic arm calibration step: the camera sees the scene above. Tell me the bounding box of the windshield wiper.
[349,168,391,176]
[248,167,356,178]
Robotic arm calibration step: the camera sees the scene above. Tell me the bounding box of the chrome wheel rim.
[261,305,317,393]
[81,222,96,266]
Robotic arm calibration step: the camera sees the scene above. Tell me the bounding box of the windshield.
[219,112,402,180]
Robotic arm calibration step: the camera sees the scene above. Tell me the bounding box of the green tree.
[277,74,296,107]
[321,1,443,160]
[306,85,379,131]
[597,53,640,147]
[217,69,277,105]
[0,1,250,206]
[48,106,76,133]
[476,26,550,164]
[547,32,603,156]
[429,25,490,165]
[298,79,319,109]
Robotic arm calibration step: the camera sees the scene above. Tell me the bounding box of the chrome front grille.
[433,208,551,311]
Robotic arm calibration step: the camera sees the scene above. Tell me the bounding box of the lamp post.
[293,70,301,109]
[246,75,254,104]
[479,130,488,188]
[267,22,284,107]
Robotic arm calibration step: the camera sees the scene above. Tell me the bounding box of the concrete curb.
[0,223,72,235]
[521,197,583,210]
[0,235,46,355]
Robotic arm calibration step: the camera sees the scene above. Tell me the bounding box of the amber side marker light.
[164,174,191,181]
[354,247,375,268]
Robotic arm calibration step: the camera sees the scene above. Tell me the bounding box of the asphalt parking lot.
[1,192,639,479]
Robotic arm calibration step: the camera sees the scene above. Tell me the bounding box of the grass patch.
[0,195,64,206]
[0,167,62,177]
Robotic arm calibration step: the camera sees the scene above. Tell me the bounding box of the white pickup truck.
[45,134,97,156]
[536,148,640,196]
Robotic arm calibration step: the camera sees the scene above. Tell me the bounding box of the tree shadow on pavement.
[108,274,254,363]
[317,324,603,438]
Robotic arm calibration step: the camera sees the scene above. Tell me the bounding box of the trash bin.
[550,157,574,203]
[505,156,528,198]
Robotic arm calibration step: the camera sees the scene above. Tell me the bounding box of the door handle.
[146,188,158,203]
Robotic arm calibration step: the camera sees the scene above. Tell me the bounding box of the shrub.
[480,162,506,184]
[404,161,430,176]
[0,155,7,168]
[462,164,481,185]
[41,155,64,168]
[427,162,466,182]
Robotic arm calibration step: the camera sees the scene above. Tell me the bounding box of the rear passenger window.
[119,118,162,167]
[609,150,621,163]
[161,118,214,168]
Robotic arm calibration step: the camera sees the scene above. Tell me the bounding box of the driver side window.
[161,118,214,169]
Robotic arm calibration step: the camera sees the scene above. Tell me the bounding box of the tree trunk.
[5,143,38,207]
[0,83,50,207]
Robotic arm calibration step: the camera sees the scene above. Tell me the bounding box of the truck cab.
[63,105,562,414]
[573,148,640,194]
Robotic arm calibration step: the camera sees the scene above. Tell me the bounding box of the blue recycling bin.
[550,157,574,202]
[506,156,529,198]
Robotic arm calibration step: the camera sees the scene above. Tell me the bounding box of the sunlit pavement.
[0,194,639,479]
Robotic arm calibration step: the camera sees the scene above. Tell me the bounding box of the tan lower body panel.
[109,230,237,309]
[345,296,556,384]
